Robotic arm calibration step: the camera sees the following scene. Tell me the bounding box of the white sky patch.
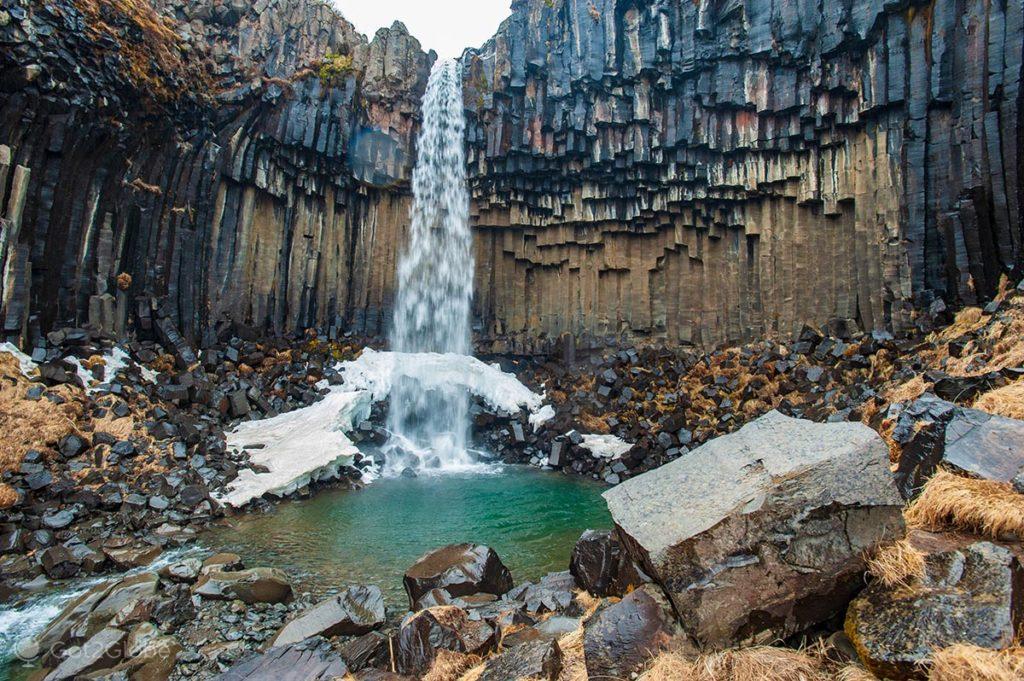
[332,0,513,59]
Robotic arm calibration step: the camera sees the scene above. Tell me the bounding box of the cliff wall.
[0,0,430,344]
[465,0,1023,350]
[0,0,1021,352]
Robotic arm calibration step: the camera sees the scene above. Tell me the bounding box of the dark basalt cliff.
[0,0,431,344]
[464,0,1023,350]
[0,0,1021,352]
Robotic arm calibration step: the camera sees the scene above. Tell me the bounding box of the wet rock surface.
[403,543,514,609]
[846,531,1024,680]
[605,410,905,646]
[569,528,647,597]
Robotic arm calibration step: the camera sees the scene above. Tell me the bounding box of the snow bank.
[0,342,37,379]
[339,349,544,415]
[580,433,633,460]
[216,388,373,507]
[529,404,555,431]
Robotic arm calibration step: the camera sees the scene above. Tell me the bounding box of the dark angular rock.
[214,637,348,680]
[569,529,647,597]
[394,606,496,676]
[403,543,513,610]
[192,567,292,603]
[583,586,684,679]
[478,638,562,681]
[846,531,1024,679]
[272,585,385,646]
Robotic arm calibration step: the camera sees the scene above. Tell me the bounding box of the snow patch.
[339,349,544,415]
[580,433,633,460]
[529,404,555,432]
[0,342,37,379]
[215,388,372,507]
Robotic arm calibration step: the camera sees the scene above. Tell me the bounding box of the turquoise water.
[203,466,612,608]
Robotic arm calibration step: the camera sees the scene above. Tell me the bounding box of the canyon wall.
[465,0,1024,350]
[0,0,430,345]
[0,0,1022,352]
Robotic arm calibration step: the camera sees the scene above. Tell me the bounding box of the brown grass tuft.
[928,644,1024,680]
[578,412,610,434]
[639,647,829,681]
[972,381,1024,420]
[0,354,84,471]
[836,665,879,681]
[425,650,481,681]
[866,538,927,588]
[904,470,1024,539]
[0,483,19,509]
[885,374,929,404]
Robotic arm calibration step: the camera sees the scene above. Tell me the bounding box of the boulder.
[403,543,513,610]
[158,558,202,583]
[42,627,125,681]
[478,639,562,681]
[892,394,1024,498]
[272,585,385,646]
[193,568,292,604]
[505,571,576,614]
[102,543,162,569]
[604,410,904,647]
[339,631,389,672]
[582,585,682,680]
[569,529,647,597]
[846,531,1024,679]
[214,637,348,680]
[394,606,497,676]
[39,545,81,579]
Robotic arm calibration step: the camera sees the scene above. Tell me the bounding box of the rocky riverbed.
[1,277,1024,679]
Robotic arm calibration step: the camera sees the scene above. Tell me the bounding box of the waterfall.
[385,58,476,473]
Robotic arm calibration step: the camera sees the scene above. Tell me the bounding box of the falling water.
[386,58,475,473]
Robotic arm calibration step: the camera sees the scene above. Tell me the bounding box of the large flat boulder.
[846,531,1024,679]
[403,543,513,610]
[892,394,1024,498]
[214,637,348,680]
[272,585,385,646]
[604,410,904,647]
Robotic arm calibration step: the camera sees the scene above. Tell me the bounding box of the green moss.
[317,52,354,84]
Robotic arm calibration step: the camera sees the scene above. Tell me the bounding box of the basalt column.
[464,0,1024,351]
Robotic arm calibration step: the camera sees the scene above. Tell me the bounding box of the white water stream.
[384,58,477,474]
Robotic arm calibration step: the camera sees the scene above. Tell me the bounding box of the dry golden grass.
[866,538,926,588]
[73,0,212,103]
[884,375,929,404]
[928,644,1024,680]
[0,483,18,509]
[554,626,587,681]
[578,412,610,434]
[425,651,481,681]
[905,470,1024,539]
[836,665,878,681]
[0,354,83,472]
[972,381,1024,419]
[639,647,829,681]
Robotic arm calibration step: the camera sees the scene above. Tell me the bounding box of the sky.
[332,0,513,60]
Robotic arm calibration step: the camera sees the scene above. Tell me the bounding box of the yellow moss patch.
[928,644,1024,680]
[578,412,610,434]
[866,538,926,588]
[905,470,1024,539]
[972,381,1024,420]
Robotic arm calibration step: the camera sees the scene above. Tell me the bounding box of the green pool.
[203,466,612,608]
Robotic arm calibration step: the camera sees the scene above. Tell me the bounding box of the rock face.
[394,606,497,676]
[604,410,905,647]
[463,0,1024,351]
[569,529,647,597]
[403,543,514,610]
[582,585,682,679]
[1,0,1021,350]
[893,394,1024,498]
[272,585,385,646]
[478,639,562,681]
[846,531,1024,679]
